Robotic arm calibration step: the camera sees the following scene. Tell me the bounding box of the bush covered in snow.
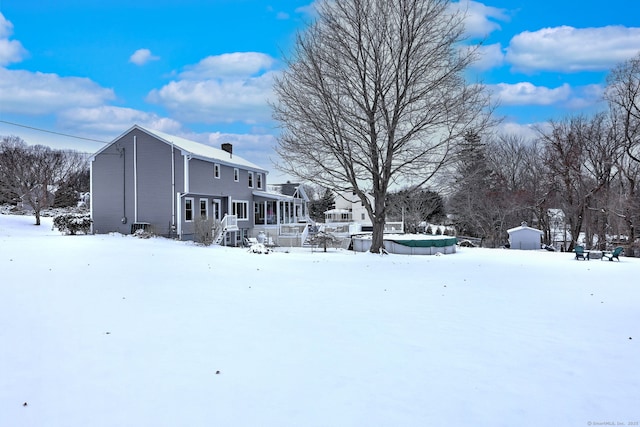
[248,243,271,254]
[53,213,92,235]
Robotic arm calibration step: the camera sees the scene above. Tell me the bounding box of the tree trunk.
[370,217,386,253]
[34,209,41,226]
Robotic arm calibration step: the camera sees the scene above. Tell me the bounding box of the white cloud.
[129,48,159,66]
[295,1,321,17]
[506,26,640,73]
[496,121,540,142]
[0,12,15,39]
[147,52,279,124]
[468,42,504,71]
[490,82,571,106]
[0,13,27,66]
[0,68,115,115]
[58,106,182,136]
[564,84,606,110]
[451,0,509,38]
[179,52,275,79]
[276,11,290,20]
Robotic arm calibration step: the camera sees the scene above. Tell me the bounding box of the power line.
[0,120,109,144]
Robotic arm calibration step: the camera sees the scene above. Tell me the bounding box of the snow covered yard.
[1,214,638,427]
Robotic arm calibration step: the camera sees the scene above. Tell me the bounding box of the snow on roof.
[252,190,295,201]
[141,127,267,172]
[507,225,543,234]
[94,125,268,173]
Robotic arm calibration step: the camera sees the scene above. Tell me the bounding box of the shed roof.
[507,225,543,235]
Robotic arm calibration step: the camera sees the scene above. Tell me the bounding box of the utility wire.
[0,120,109,144]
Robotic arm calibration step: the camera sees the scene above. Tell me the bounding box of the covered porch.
[252,190,311,246]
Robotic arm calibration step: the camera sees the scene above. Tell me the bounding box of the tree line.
[273,0,639,254]
[0,135,89,225]
[449,54,640,254]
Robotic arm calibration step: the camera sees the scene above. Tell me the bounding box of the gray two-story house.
[90,125,309,245]
[90,125,267,244]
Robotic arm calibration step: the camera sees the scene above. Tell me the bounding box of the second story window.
[257,173,263,189]
[248,171,254,188]
[214,163,220,179]
[234,168,239,182]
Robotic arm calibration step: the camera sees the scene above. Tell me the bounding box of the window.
[234,168,239,182]
[232,201,249,220]
[212,199,221,221]
[255,202,266,225]
[257,173,263,189]
[214,163,220,179]
[185,198,194,222]
[248,171,254,188]
[200,199,208,219]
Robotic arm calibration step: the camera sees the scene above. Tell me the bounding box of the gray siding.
[92,129,184,236]
[135,131,175,235]
[91,136,135,234]
[92,126,268,240]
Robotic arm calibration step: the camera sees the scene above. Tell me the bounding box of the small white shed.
[507,222,543,250]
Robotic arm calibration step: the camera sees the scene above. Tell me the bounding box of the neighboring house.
[548,208,570,250]
[90,125,308,245]
[507,222,543,250]
[18,185,56,210]
[325,190,402,234]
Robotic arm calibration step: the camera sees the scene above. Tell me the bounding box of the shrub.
[194,216,214,246]
[53,213,92,235]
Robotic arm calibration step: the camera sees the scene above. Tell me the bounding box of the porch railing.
[222,214,238,231]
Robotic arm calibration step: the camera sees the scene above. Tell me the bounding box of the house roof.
[92,124,268,173]
[267,182,310,202]
[507,225,543,235]
[252,190,295,201]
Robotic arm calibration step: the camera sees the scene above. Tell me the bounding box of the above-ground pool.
[352,234,457,255]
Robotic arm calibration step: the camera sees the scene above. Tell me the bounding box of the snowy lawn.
[1,214,638,427]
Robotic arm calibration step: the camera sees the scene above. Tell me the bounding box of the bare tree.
[605,52,640,164]
[537,115,621,250]
[273,0,492,253]
[386,187,445,233]
[0,136,87,225]
[605,53,640,254]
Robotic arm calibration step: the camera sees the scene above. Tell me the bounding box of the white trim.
[171,143,175,229]
[212,199,221,221]
[199,198,209,219]
[231,200,249,220]
[89,159,94,233]
[133,135,138,223]
[184,154,190,193]
[185,197,194,222]
[176,193,183,237]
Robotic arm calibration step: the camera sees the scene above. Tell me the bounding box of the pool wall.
[352,236,457,255]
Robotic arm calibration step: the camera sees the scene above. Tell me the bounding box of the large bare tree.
[605,53,640,253]
[0,136,87,225]
[605,52,640,164]
[273,0,492,252]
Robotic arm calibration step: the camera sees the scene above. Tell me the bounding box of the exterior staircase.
[214,214,238,245]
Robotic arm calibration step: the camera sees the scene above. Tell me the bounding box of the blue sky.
[1,0,639,177]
